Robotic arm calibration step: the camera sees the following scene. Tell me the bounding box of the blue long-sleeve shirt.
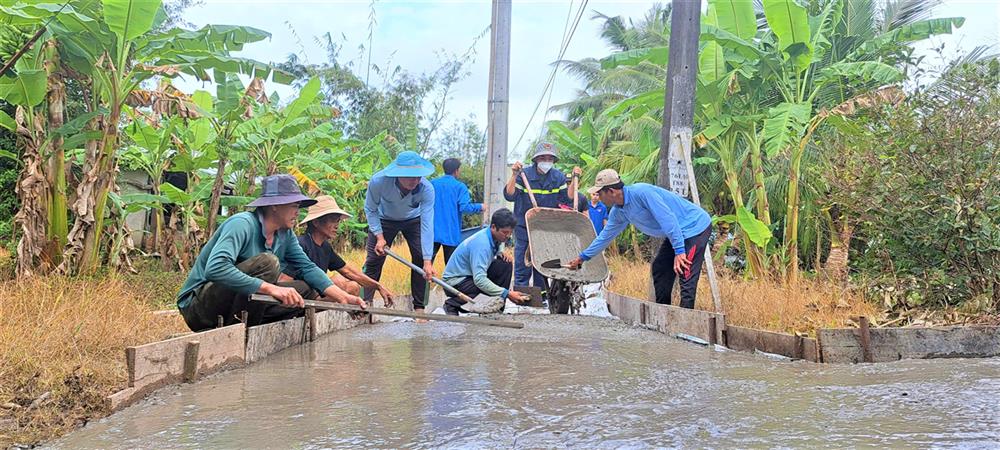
[579,183,711,260]
[503,165,585,227]
[442,227,509,299]
[431,174,482,246]
[364,170,435,260]
[176,211,334,310]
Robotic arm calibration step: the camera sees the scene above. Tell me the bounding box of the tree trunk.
[784,151,802,285]
[59,113,119,275]
[205,152,228,236]
[44,43,68,264]
[823,210,853,284]
[13,107,52,277]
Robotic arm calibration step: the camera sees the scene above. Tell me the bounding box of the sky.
[178,0,1000,160]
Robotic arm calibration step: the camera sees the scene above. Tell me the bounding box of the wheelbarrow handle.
[383,248,476,304]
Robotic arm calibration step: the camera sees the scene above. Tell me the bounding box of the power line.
[511,0,589,158]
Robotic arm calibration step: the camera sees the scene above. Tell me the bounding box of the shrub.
[839,61,1000,311]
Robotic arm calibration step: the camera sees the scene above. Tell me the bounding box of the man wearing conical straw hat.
[278,195,396,306]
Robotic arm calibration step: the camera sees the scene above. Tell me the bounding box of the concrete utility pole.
[483,0,512,216]
[656,0,723,313]
[657,0,700,195]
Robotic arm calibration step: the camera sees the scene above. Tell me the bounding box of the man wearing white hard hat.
[567,169,712,309]
[279,195,396,306]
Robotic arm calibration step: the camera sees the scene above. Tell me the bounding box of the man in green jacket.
[176,174,366,332]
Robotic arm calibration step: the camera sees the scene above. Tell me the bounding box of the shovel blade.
[540,259,564,269]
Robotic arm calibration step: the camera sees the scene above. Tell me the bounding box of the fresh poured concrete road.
[53,315,1000,449]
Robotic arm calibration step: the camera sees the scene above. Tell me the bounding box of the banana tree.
[231,77,334,195]
[1,0,289,275]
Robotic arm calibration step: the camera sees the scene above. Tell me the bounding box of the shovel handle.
[383,248,476,304]
[519,170,539,209]
[572,172,579,211]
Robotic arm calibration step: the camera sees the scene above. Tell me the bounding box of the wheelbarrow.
[521,171,609,314]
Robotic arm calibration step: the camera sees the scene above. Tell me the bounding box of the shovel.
[540,258,580,270]
[383,248,506,314]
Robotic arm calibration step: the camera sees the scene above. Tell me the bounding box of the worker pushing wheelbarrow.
[504,142,608,313]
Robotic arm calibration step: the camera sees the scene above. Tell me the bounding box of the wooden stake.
[305,307,316,342]
[125,347,136,388]
[183,341,200,383]
[216,315,224,329]
[858,316,874,363]
[708,316,718,346]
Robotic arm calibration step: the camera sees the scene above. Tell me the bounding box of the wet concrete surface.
[53,316,1000,449]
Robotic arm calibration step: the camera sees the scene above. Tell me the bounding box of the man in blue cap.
[363,150,436,315]
[503,142,585,300]
[567,169,712,309]
[431,158,483,264]
[176,174,367,332]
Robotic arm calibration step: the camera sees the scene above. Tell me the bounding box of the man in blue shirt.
[568,169,712,309]
[431,158,483,264]
[503,142,585,298]
[363,151,436,314]
[588,191,608,234]
[441,208,529,315]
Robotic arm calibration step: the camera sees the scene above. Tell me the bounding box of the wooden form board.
[313,309,367,336]
[127,323,245,389]
[604,291,725,344]
[110,323,246,412]
[818,325,1000,364]
[726,325,819,362]
[245,317,305,363]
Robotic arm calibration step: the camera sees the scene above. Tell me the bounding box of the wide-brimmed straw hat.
[300,195,353,225]
[247,174,317,208]
[382,150,434,177]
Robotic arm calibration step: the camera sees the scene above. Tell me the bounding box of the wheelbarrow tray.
[525,207,609,283]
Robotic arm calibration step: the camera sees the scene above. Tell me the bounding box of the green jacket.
[176,211,333,309]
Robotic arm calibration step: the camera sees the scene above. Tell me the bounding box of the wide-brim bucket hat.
[382,150,435,177]
[300,195,353,225]
[247,174,317,208]
[532,141,559,162]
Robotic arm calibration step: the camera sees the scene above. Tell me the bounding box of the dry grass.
[0,275,186,447]
[605,254,879,336]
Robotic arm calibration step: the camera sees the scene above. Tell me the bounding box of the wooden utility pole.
[656,0,723,313]
[483,0,512,216]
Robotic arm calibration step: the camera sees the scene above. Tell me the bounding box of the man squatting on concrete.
[278,195,395,305]
[176,174,366,332]
[362,151,436,315]
[504,142,585,299]
[431,158,483,264]
[568,169,712,309]
[441,208,529,315]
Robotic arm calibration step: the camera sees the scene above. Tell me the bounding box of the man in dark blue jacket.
[503,142,585,298]
[431,158,483,264]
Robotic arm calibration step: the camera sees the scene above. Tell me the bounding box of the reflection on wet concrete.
[52,316,1000,449]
